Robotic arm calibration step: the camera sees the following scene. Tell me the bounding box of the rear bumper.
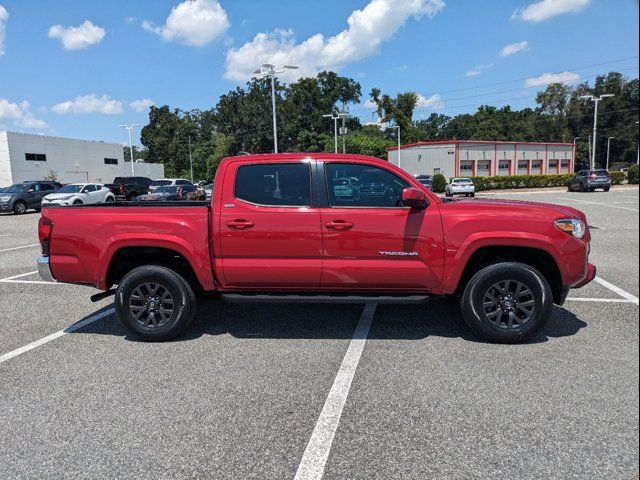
[574,263,596,289]
[37,255,55,282]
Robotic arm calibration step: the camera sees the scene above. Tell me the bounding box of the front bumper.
[0,202,12,211]
[37,255,55,282]
[574,263,596,289]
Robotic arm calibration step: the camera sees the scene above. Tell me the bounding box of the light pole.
[579,94,615,170]
[323,112,348,153]
[253,64,299,153]
[392,125,401,169]
[188,135,193,182]
[606,136,615,171]
[636,121,639,165]
[118,123,140,175]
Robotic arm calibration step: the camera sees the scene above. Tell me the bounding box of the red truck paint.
[39,153,594,297]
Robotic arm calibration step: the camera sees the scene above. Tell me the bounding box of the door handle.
[324,220,354,231]
[226,219,254,230]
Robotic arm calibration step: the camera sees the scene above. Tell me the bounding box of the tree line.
[127,71,639,180]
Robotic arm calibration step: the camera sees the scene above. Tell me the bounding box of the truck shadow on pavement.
[78,298,586,345]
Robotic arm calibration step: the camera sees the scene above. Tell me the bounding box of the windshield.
[151,180,172,186]
[56,185,83,193]
[155,186,179,194]
[3,183,28,193]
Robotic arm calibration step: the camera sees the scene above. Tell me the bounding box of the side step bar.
[221,293,430,305]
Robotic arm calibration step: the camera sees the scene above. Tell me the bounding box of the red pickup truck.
[37,153,596,343]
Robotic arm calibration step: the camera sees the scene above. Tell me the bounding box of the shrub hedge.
[610,171,626,185]
[628,164,639,184]
[468,174,574,191]
[432,173,447,193]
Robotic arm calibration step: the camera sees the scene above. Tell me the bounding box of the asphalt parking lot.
[0,188,638,479]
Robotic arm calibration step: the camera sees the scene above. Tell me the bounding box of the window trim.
[323,162,411,210]
[233,162,314,208]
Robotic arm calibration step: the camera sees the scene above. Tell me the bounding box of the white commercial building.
[387,140,575,179]
[0,131,164,186]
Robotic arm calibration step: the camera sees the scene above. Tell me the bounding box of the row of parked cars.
[0,177,213,215]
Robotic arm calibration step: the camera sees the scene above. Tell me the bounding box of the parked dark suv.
[0,181,62,214]
[568,169,612,192]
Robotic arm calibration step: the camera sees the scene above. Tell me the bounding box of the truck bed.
[41,203,214,290]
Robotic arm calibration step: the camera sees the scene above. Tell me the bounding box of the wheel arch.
[455,245,564,304]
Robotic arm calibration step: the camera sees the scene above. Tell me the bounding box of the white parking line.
[295,303,376,480]
[0,307,115,365]
[594,277,639,306]
[0,243,39,253]
[566,297,635,304]
[561,198,639,212]
[0,234,12,238]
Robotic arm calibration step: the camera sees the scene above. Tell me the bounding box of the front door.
[320,162,444,291]
[218,160,322,289]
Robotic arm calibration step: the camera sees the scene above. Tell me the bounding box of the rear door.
[218,160,322,288]
[320,161,444,291]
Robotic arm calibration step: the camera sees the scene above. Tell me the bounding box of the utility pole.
[573,137,581,172]
[188,135,193,182]
[606,137,615,171]
[253,64,299,153]
[579,94,615,170]
[392,125,401,169]
[118,123,140,176]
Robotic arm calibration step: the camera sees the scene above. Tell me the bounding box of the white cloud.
[48,20,106,51]
[52,94,123,115]
[0,5,8,56]
[512,0,590,23]
[0,98,48,129]
[130,98,155,112]
[524,71,580,87]
[364,99,378,110]
[143,0,229,47]
[465,63,494,77]
[499,41,529,57]
[224,0,446,81]
[416,93,444,111]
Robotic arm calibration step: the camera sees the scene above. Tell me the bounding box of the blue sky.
[0,0,638,146]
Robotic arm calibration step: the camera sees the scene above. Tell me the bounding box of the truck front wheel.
[115,265,196,341]
[460,262,553,344]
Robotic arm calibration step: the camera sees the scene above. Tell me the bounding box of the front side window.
[235,163,311,207]
[325,163,409,208]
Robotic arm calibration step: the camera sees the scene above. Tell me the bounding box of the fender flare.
[96,234,215,291]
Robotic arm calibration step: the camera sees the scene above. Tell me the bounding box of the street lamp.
[253,64,299,153]
[118,123,140,175]
[579,94,615,169]
[323,112,349,153]
[606,136,615,172]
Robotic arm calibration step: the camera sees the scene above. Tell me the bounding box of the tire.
[470,193,475,198]
[105,196,115,203]
[13,201,27,215]
[459,262,553,344]
[73,199,83,205]
[603,187,610,192]
[127,192,137,201]
[445,190,452,197]
[579,183,586,192]
[115,265,196,341]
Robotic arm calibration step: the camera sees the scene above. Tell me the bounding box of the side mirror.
[402,187,428,209]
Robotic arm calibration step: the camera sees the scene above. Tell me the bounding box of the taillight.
[119,184,125,194]
[148,187,153,193]
[589,175,597,179]
[38,216,53,255]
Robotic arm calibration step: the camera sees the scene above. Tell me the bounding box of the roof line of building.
[2,130,123,146]
[387,140,576,151]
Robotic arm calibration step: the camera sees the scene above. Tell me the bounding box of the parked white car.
[42,183,115,206]
[148,178,194,193]
[445,178,476,197]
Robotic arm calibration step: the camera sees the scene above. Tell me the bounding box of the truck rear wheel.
[115,265,196,341]
[460,262,553,344]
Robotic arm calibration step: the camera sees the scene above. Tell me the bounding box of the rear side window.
[235,163,311,207]
[176,180,192,186]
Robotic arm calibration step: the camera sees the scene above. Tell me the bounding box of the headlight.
[0,195,11,202]
[555,219,586,239]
